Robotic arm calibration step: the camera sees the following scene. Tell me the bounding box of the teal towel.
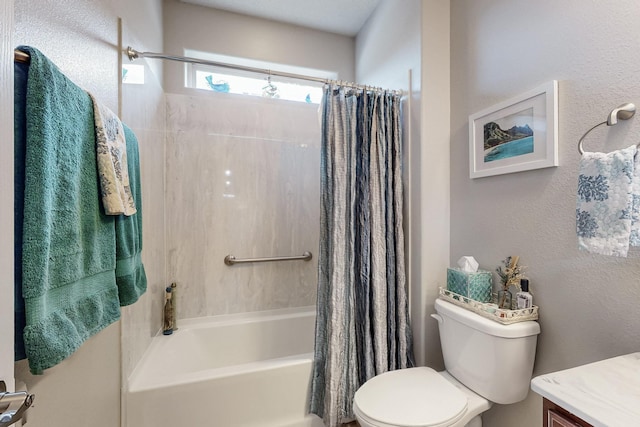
[115,125,147,306]
[19,46,121,374]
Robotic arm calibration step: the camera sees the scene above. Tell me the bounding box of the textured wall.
[14,3,120,426]
[165,92,320,318]
[13,1,164,426]
[450,1,640,426]
[15,0,117,108]
[0,0,15,390]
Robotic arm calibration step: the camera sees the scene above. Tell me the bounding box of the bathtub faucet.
[163,284,176,335]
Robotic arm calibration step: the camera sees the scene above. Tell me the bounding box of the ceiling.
[180,0,382,36]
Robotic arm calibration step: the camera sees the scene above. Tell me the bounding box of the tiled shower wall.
[165,92,321,318]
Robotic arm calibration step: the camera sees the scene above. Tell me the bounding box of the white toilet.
[353,298,540,427]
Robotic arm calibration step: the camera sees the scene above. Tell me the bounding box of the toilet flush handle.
[430,313,443,324]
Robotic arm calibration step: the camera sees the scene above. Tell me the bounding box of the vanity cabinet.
[531,353,640,427]
[543,398,593,427]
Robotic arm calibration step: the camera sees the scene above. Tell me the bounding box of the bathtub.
[125,306,323,427]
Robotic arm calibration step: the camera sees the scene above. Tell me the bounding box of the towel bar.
[0,381,34,427]
[578,103,637,154]
[224,251,312,266]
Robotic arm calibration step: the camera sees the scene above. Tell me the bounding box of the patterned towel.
[576,145,638,257]
[630,151,640,246]
[89,93,137,216]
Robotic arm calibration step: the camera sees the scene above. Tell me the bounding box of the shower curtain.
[310,84,414,426]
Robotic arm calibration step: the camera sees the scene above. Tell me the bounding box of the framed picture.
[469,80,558,179]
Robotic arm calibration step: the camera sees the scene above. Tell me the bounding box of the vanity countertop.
[531,352,640,427]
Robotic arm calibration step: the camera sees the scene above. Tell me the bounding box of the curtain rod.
[126,46,400,95]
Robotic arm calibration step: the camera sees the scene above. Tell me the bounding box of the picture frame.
[469,80,558,179]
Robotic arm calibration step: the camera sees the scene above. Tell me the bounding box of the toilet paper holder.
[0,381,34,427]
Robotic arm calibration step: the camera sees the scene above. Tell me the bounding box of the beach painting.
[468,80,558,179]
[483,108,534,163]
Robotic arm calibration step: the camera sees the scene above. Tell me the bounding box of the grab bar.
[224,251,312,266]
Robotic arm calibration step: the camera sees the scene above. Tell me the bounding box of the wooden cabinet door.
[543,398,594,427]
[548,410,582,427]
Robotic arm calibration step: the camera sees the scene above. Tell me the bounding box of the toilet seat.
[353,367,468,427]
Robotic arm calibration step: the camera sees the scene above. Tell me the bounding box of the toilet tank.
[433,298,540,404]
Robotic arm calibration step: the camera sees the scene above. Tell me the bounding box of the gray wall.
[162,0,355,94]
[450,1,640,425]
[355,0,451,369]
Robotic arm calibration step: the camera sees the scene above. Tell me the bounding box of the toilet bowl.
[353,367,491,427]
[353,298,540,427]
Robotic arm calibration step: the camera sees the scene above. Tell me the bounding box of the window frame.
[183,52,336,104]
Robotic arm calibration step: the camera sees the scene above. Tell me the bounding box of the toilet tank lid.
[434,298,540,338]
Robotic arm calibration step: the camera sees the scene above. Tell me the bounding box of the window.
[122,64,145,85]
[185,50,336,104]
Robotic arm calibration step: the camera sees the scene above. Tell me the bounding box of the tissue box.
[446,268,492,302]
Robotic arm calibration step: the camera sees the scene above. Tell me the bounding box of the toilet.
[353,298,540,427]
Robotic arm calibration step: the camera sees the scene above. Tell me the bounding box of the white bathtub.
[125,306,323,427]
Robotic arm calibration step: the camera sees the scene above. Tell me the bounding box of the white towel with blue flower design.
[89,93,137,216]
[629,151,640,246]
[576,145,638,257]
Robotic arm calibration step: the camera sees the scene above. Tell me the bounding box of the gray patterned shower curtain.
[310,84,414,426]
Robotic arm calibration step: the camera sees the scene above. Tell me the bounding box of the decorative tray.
[439,287,538,325]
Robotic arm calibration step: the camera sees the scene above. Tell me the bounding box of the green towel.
[115,125,147,306]
[20,46,121,374]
